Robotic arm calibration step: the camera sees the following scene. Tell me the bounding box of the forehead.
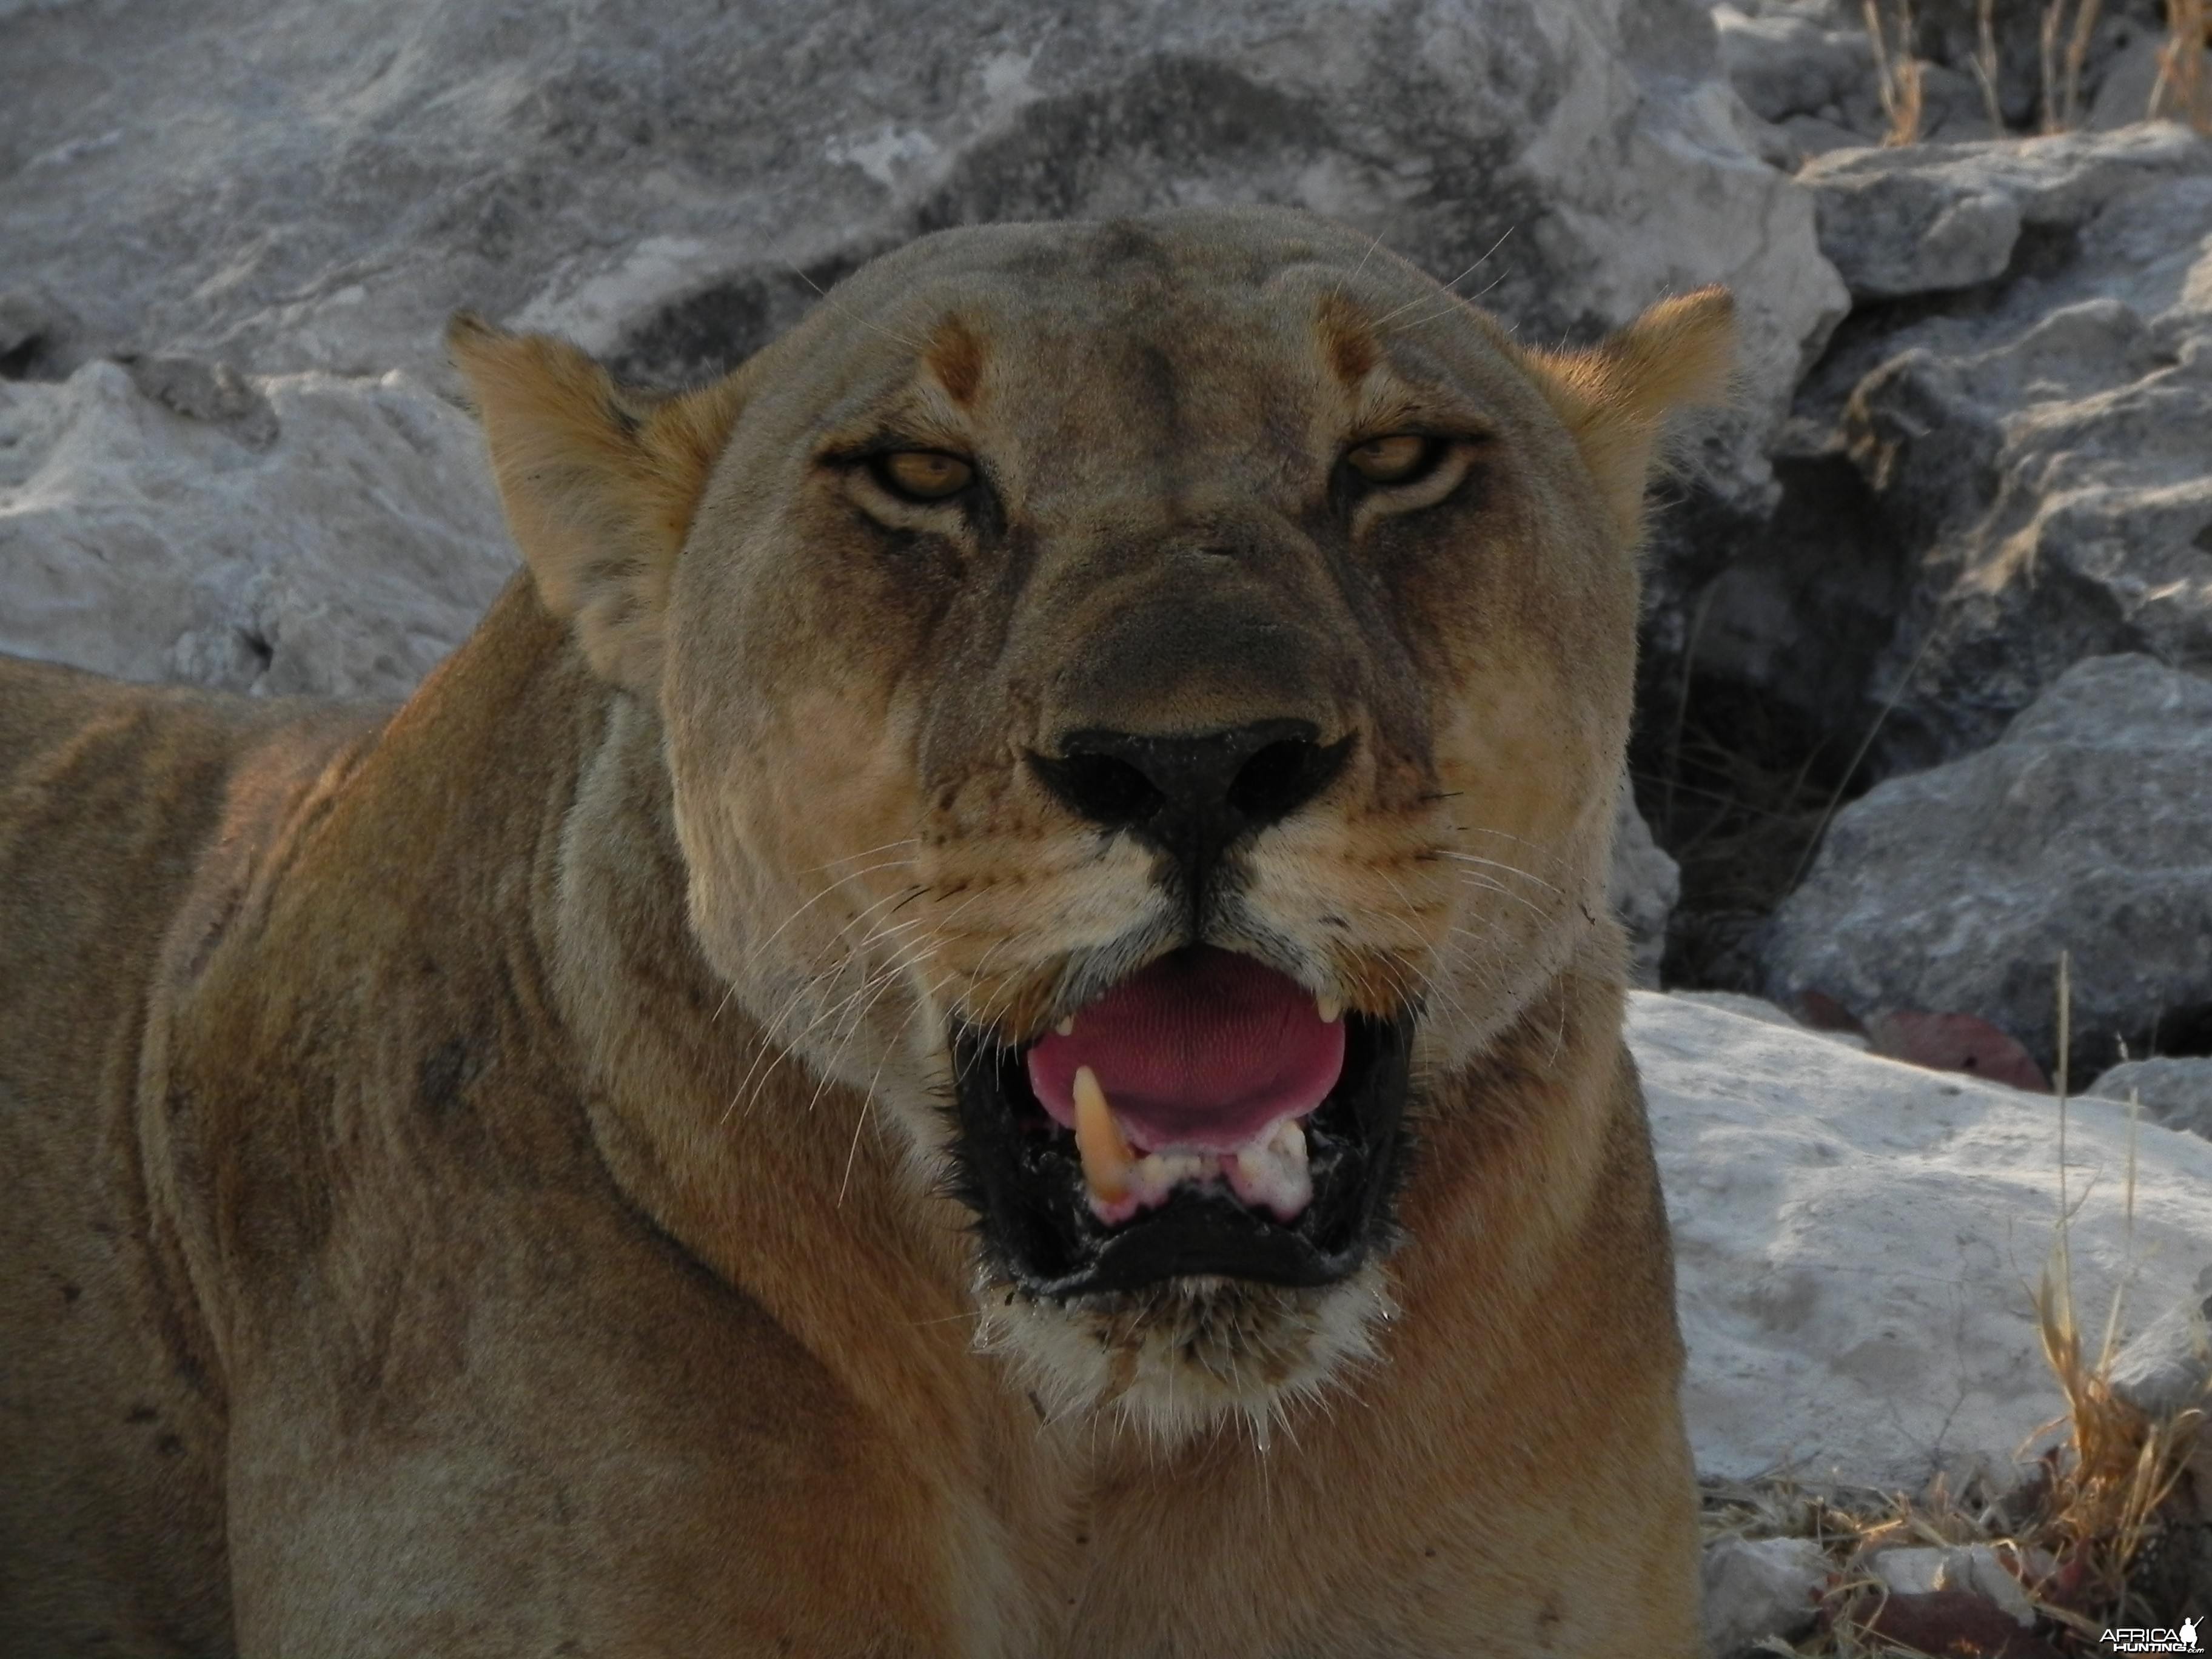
[753,209,1531,438]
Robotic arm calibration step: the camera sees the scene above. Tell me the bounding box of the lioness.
[0,207,1729,1657]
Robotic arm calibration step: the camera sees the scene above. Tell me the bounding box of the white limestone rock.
[0,360,512,697]
[1668,990,1872,1052]
[1866,1543,2036,1624]
[1635,991,2212,1489]
[1700,1533,1826,1654]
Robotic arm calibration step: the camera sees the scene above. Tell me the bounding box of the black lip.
[947,1009,1414,1298]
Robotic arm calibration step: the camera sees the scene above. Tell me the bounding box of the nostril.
[1031,749,1167,829]
[1226,737,1327,823]
[1031,723,1352,847]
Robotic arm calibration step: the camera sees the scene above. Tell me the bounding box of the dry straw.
[2040,0,2103,132]
[2153,0,2212,133]
[1971,0,2006,132]
[1860,1,2210,149]
[1863,0,1926,146]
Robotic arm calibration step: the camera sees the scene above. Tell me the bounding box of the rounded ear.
[447,313,747,693]
[1514,287,1737,545]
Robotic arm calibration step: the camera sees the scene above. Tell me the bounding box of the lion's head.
[453,207,1731,1446]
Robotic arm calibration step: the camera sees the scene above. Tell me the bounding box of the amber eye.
[1343,434,1436,486]
[873,450,974,501]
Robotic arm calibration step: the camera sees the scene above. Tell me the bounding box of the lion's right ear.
[447,314,746,692]
[1514,287,1736,546]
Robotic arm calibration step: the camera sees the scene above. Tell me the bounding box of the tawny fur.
[0,207,1731,1657]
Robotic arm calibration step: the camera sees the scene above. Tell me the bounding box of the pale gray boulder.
[0,0,1845,703]
[1763,654,2212,1081]
[1804,165,2021,299]
[0,0,1840,425]
[1712,4,1879,130]
[2091,1057,2212,1141]
[1830,128,2212,773]
[2106,1271,2212,1420]
[1687,123,2212,777]
[1800,123,2212,300]
[1712,0,2166,152]
[1710,2,2006,160]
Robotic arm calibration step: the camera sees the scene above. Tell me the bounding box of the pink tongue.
[1026,947,1345,1155]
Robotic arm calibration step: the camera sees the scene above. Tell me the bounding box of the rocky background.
[7,0,2212,1643]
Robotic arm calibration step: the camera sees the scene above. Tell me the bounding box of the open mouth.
[949,947,1415,1298]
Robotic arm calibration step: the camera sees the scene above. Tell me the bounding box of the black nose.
[1030,720,1352,890]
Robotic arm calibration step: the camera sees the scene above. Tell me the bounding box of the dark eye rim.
[1333,432,1493,505]
[865,448,979,504]
[1338,432,1453,492]
[1348,433,1429,477]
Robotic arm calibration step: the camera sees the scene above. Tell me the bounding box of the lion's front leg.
[215,1181,1009,1659]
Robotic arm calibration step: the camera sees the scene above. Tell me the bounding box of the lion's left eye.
[873,451,975,502]
[1342,434,1439,486]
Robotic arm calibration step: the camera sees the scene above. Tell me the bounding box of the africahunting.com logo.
[2103,1618,2201,1654]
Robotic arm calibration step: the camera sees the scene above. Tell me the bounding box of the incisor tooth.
[1227,1116,1313,1221]
[1055,1015,1075,1037]
[1317,993,1344,1024]
[1072,1065,1133,1204]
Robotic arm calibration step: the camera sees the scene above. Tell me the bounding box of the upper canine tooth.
[1317,993,1344,1024]
[1072,1065,1134,1204]
[1055,1015,1075,1037]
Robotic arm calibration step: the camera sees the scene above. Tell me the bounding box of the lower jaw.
[974,1255,1404,1446]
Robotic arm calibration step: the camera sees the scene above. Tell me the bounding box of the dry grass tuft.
[1703,1399,2204,1654]
[1864,0,1927,146]
[2028,1278,2205,1630]
[2040,0,2103,132]
[1972,0,2007,132]
[2152,0,2212,133]
[2026,962,2207,1628]
[1858,0,2204,144]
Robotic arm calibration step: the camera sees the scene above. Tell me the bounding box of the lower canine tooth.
[1072,1065,1134,1205]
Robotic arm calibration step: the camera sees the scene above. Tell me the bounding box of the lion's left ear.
[448,314,748,693]
[1515,286,1736,545]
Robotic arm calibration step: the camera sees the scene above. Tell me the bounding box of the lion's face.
[455,207,1731,1443]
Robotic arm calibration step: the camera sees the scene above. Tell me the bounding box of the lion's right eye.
[1342,434,1438,486]
[873,451,975,502]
